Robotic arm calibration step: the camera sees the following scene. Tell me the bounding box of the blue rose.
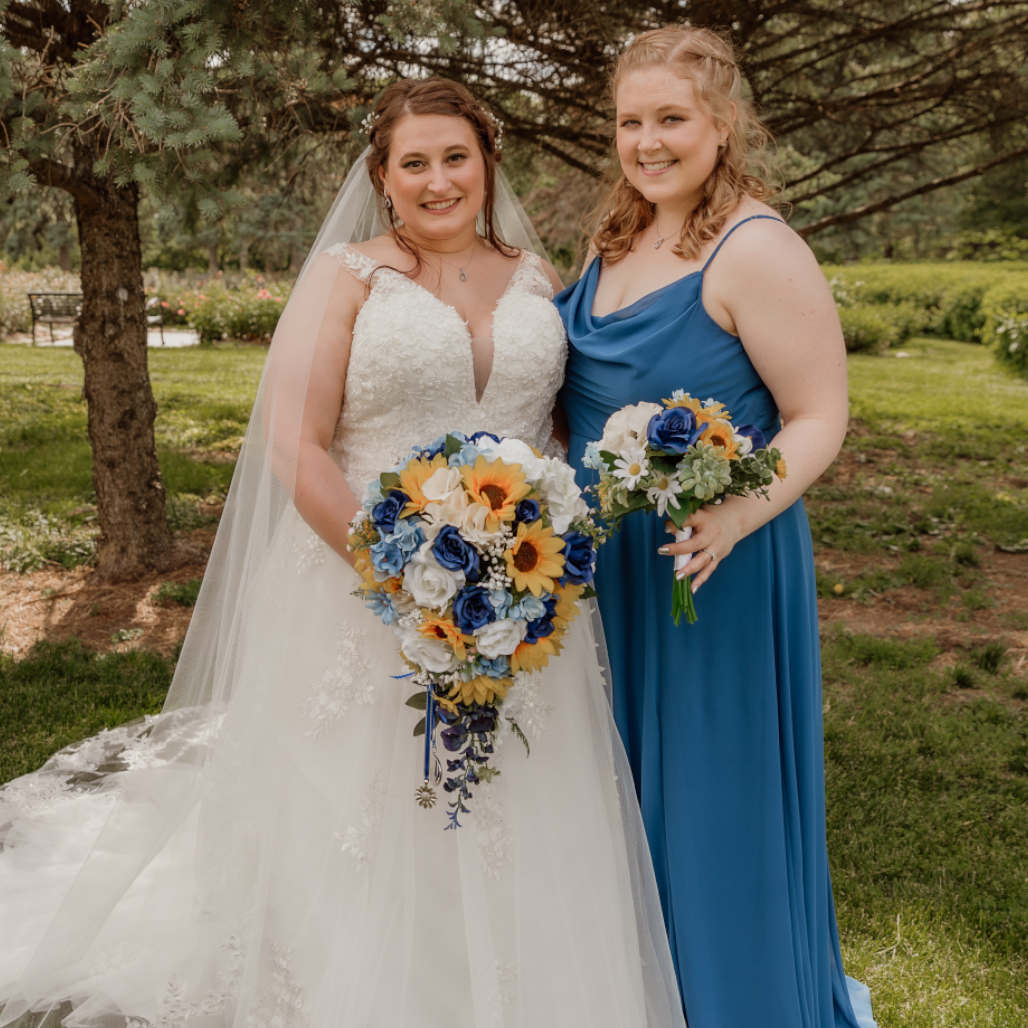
[372,489,409,534]
[560,531,595,585]
[735,424,767,451]
[370,537,405,578]
[432,525,482,582]
[524,596,558,643]
[453,586,497,634]
[647,407,701,454]
[515,499,541,524]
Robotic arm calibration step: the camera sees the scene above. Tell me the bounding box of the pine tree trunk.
[72,160,173,580]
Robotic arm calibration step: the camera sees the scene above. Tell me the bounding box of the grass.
[2,334,1027,1024]
[0,343,264,570]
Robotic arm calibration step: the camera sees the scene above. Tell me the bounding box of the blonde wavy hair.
[592,26,777,263]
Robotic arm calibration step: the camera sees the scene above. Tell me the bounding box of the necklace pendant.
[459,269,468,282]
[653,236,665,250]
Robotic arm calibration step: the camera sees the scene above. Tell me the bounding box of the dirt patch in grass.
[817,546,1028,674]
[0,531,212,658]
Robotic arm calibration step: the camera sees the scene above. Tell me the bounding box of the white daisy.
[645,473,682,517]
[612,447,650,491]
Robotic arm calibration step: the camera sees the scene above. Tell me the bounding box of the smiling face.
[615,66,728,214]
[379,113,486,246]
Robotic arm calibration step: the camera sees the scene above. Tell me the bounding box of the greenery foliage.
[826,263,1028,376]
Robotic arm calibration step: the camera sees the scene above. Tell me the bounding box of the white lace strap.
[509,250,554,299]
[323,242,378,282]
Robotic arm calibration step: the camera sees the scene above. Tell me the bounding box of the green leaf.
[508,718,531,757]
[667,502,692,529]
[412,716,426,738]
[443,434,463,458]
[380,471,401,490]
[405,691,427,710]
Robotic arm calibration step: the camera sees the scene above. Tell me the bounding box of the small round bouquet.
[584,390,786,625]
[349,432,600,829]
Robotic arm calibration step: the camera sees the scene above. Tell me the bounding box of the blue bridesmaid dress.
[555,216,876,1028]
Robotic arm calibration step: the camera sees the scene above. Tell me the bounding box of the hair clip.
[486,111,505,152]
[360,110,377,137]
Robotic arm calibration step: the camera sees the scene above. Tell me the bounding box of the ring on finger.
[705,549,717,563]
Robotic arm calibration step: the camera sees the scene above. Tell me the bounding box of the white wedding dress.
[0,246,685,1027]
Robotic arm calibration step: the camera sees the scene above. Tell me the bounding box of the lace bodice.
[323,243,566,494]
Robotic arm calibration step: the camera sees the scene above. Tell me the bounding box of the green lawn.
[1,336,1026,1026]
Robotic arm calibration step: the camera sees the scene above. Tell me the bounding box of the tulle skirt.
[0,510,684,1027]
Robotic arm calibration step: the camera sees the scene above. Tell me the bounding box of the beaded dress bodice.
[324,244,566,494]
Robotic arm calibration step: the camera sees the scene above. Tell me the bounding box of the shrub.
[0,267,81,336]
[839,303,902,353]
[982,280,1028,378]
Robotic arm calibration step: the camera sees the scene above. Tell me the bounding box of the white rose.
[474,618,528,658]
[400,627,457,673]
[422,466,463,503]
[457,502,505,546]
[402,547,464,612]
[599,401,662,456]
[477,437,545,484]
[422,482,470,540]
[536,458,589,534]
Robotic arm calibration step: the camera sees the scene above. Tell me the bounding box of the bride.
[0,79,685,1027]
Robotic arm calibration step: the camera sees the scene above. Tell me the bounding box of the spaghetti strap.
[701,214,786,274]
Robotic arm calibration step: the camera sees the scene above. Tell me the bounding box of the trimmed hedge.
[982,281,1028,377]
[825,262,1028,376]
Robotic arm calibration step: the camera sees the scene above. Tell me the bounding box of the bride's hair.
[364,77,516,270]
[591,26,777,264]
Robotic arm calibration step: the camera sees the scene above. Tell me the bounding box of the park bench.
[27,292,166,345]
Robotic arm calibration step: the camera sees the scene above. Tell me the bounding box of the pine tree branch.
[797,143,1028,236]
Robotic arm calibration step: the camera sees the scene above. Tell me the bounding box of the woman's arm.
[266,254,366,566]
[665,219,848,591]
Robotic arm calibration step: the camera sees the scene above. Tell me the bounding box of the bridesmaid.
[555,26,876,1028]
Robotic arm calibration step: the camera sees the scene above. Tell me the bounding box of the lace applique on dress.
[304,623,375,737]
[243,944,308,1028]
[141,935,244,1026]
[334,773,386,869]
[292,515,327,573]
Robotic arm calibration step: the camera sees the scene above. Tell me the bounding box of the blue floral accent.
[477,655,510,677]
[581,440,603,470]
[453,585,497,633]
[647,407,702,454]
[367,592,397,625]
[432,525,482,582]
[735,423,767,451]
[488,588,512,617]
[511,593,546,621]
[448,443,486,467]
[524,596,558,643]
[372,489,410,534]
[559,531,595,585]
[514,498,541,524]
[370,537,406,578]
[417,435,449,459]
[388,517,424,559]
[468,431,500,445]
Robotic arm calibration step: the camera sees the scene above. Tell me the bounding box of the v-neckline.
[401,249,527,404]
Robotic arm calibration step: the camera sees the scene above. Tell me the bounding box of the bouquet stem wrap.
[671,526,698,626]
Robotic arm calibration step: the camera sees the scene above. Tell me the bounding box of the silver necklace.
[437,242,478,282]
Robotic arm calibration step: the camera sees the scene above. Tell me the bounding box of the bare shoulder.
[347,234,407,266]
[716,201,818,276]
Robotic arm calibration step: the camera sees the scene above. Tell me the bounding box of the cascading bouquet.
[349,432,600,829]
[584,391,786,625]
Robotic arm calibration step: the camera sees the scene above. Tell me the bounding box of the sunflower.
[398,454,449,514]
[419,615,470,661]
[460,456,532,528]
[663,393,732,427]
[552,584,585,632]
[447,675,512,707]
[776,456,788,479]
[699,419,739,459]
[504,521,566,596]
[511,635,558,673]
